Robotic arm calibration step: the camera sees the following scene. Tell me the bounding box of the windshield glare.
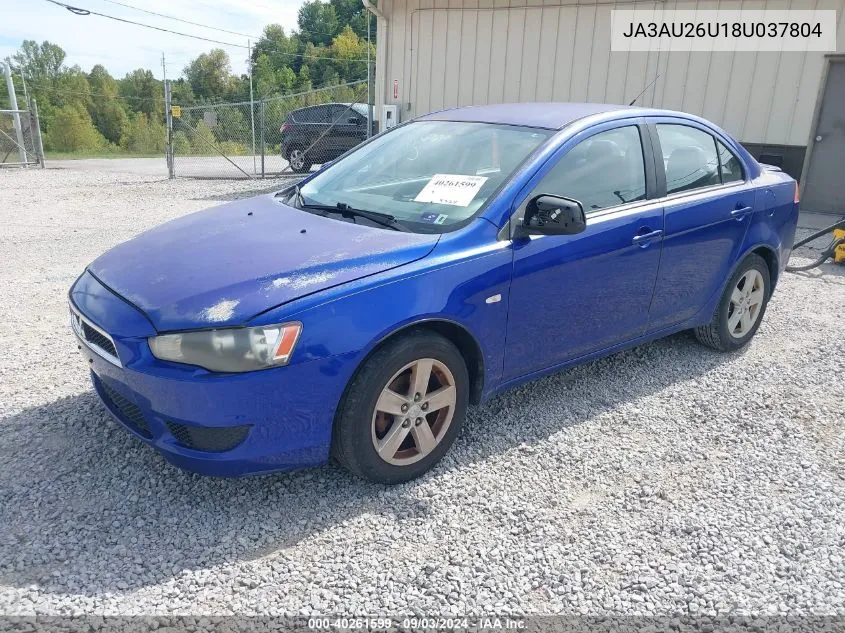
[298,121,552,231]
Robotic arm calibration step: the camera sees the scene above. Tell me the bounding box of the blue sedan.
[69,103,799,483]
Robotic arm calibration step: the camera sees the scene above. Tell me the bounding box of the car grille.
[166,422,249,453]
[97,378,153,439]
[81,320,118,358]
[70,305,121,366]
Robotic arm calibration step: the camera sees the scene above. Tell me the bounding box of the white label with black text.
[414,174,488,207]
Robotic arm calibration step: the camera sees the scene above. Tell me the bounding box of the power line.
[41,0,372,63]
[249,45,371,64]
[95,0,258,39]
[293,25,370,39]
[41,0,250,48]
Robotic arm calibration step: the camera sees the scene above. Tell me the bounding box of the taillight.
[794,181,800,204]
[280,123,291,134]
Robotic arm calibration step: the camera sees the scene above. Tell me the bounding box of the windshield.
[297,120,553,232]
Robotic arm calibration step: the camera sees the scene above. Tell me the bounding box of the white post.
[31,97,45,168]
[248,39,257,175]
[367,13,373,138]
[17,64,29,105]
[3,61,28,166]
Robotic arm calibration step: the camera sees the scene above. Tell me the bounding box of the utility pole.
[3,61,28,166]
[248,39,257,175]
[162,53,174,179]
[366,13,373,138]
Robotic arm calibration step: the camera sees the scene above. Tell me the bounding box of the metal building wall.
[376,0,845,149]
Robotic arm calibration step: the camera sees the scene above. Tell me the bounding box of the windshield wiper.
[298,200,411,232]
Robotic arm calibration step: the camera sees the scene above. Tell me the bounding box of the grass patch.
[45,151,163,160]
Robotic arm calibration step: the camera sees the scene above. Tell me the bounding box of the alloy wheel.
[371,358,457,466]
[728,269,765,338]
[289,149,305,170]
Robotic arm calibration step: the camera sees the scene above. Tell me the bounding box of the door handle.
[731,205,753,220]
[632,229,663,245]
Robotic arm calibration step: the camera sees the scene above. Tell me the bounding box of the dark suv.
[280,103,377,173]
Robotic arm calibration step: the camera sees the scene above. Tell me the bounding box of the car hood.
[88,194,439,331]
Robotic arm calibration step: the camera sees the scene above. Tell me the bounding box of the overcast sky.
[1,0,301,79]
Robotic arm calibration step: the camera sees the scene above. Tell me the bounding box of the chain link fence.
[0,106,43,168]
[170,81,370,179]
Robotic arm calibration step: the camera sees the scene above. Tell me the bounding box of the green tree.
[253,25,301,73]
[330,25,371,81]
[169,79,196,108]
[298,0,340,46]
[329,0,372,43]
[184,49,233,102]
[296,65,313,92]
[279,67,297,94]
[253,53,298,98]
[12,40,65,86]
[88,65,128,144]
[214,107,249,143]
[46,104,107,152]
[190,120,218,154]
[36,66,92,111]
[120,112,165,153]
[171,130,191,155]
[119,69,162,118]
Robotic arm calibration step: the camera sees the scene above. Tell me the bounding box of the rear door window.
[294,107,318,124]
[656,124,721,194]
[298,106,331,124]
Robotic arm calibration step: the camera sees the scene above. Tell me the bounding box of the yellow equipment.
[834,228,845,264]
[786,219,845,272]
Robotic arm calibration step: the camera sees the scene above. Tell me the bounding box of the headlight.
[149,322,302,373]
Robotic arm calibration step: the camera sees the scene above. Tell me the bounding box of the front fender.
[250,222,514,399]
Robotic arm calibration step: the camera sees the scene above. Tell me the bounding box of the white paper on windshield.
[414,174,488,207]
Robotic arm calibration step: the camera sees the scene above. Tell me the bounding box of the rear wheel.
[332,331,469,484]
[287,147,312,174]
[694,253,771,352]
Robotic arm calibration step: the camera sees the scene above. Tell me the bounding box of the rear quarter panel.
[744,169,799,287]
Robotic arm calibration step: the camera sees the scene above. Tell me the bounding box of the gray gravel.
[0,166,843,617]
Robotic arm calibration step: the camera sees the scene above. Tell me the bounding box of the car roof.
[292,102,366,110]
[419,102,671,130]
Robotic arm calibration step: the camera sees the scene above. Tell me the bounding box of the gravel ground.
[0,167,843,618]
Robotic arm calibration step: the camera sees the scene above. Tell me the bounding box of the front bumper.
[70,271,353,477]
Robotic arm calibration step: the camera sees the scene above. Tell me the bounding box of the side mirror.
[515,195,587,237]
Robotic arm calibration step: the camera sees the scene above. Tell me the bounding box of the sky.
[0,0,301,79]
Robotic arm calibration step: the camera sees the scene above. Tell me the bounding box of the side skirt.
[484,319,702,402]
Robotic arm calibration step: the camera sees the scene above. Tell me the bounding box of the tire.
[694,253,771,352]
[332,330,469,484]
[287,146,312,174]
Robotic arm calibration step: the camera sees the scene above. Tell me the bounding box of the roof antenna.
[628,73,662,106]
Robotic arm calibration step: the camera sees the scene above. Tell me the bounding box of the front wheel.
[332,331,469,484]
[694,253,771,352]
